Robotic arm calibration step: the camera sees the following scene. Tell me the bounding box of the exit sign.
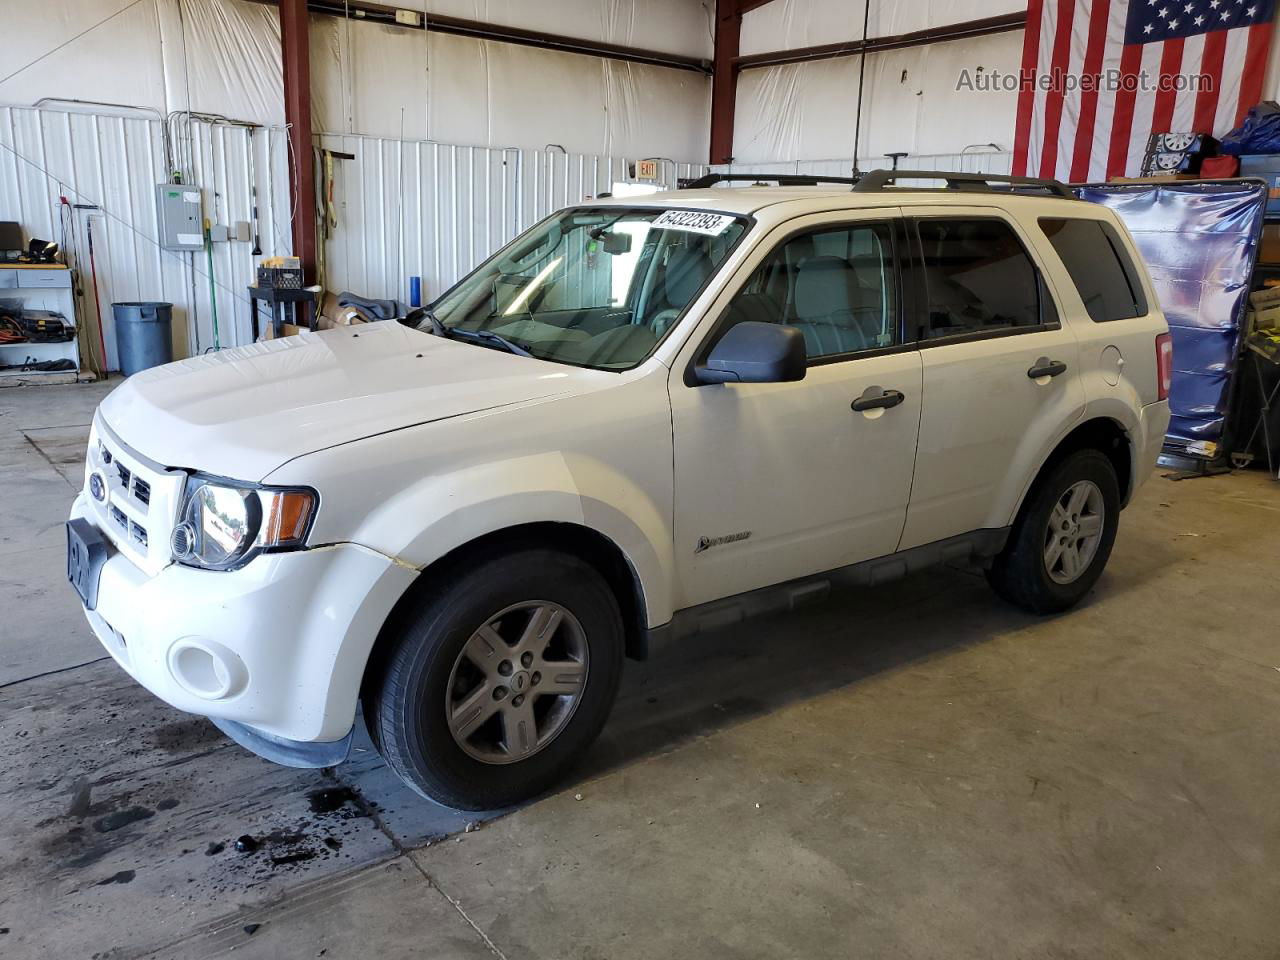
[635,159,659,180]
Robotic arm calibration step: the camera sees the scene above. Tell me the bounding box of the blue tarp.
[1076,181,1267,457]
[1221,102,1280,155]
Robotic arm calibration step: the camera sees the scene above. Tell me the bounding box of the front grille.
[107,451,151,510]
[89,426,180,574]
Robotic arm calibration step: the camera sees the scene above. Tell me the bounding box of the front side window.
[917,218,1042,339]
[430,207,749,370]
[1039,217,1147,322]
[718,221,898,361]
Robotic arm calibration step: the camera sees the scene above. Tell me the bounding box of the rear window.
[917,218,1043,339]
[1039,217,1147,322]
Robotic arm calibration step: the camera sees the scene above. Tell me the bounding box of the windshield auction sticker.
[652,210,737,236]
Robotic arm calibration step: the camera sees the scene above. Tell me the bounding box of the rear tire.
[986,449,1120,614]
[364,549,624,810]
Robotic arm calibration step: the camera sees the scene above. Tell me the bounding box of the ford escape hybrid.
[67,171,1171,809]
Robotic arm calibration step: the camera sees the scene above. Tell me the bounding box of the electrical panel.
[156,184,204,250]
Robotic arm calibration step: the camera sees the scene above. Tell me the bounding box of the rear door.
[898,206,1084,550]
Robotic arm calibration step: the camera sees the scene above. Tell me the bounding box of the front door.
[668,212,924,609]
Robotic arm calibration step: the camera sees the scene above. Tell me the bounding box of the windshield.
[427,207,750,370]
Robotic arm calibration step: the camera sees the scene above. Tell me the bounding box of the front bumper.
[70,494,416,745]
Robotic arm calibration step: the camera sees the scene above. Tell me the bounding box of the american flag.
[1012,0,1276,181]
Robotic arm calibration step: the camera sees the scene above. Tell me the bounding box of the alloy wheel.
[1043,479,1105,585]
[445,601,589,764]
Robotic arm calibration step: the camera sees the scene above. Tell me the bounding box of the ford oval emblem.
[89,471,107,502]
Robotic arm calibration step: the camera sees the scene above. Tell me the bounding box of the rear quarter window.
[1039,217,1148,322]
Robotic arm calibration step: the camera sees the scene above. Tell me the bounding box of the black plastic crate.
[256,266,303,289]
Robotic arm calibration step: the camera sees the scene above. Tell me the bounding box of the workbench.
[247,285,317,340]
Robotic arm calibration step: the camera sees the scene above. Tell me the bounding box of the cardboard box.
[263,321,307,340]
[1252,303,1280,331]
[1260,225,1280,265]
[1249,286,1280,309]
[258,290,364,339]
[317,290,366,328]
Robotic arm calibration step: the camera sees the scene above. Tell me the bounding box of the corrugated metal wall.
[0,105,708,370]
[316,132,707,304]
[0,106,292,369]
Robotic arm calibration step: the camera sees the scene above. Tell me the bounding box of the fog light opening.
[169,641,245,700]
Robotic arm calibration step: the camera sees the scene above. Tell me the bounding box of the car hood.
[99,321,588,479]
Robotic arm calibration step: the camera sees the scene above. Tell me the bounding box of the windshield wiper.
[405,305,450,338]
[421,309,449,338]
[414,301,533,357]
[451,328,534,358]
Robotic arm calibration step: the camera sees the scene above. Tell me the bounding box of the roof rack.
[679,173,861,189]
[679,168,1077,200]
[852,169,1075,200]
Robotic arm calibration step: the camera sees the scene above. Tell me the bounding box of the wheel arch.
[1015,416,1134,522]
[361,521,651,702]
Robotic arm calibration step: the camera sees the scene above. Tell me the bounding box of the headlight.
[171,475,317,571]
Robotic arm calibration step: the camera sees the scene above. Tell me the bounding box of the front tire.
[364,549,624,810]
[986,449,1120,614]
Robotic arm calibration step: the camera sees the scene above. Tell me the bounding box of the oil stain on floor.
[0,663,406,959]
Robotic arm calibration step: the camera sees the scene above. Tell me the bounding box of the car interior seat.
[650,247,713,336]
[788,256,880,356]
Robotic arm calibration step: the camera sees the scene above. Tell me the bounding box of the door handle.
[851,386,905,412]
[1027,357,1067,379]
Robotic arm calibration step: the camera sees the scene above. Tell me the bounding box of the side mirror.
[695,321,806,384]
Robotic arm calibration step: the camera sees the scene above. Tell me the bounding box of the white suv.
[67,171,1172,809]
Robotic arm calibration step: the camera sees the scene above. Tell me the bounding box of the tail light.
[1156,332,1173,401]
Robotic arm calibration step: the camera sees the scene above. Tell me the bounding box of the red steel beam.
[735,11,1028,70]
[279,0,317,280]
[710,0,744,165]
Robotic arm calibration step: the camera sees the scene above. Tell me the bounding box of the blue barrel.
[112,302,173,375]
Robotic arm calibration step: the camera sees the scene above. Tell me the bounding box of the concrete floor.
[2,378,1279,960]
